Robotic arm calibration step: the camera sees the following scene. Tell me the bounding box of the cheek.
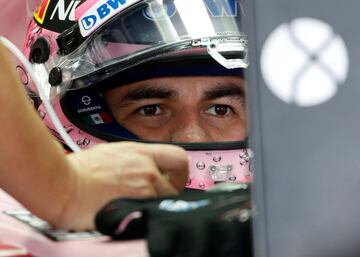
[207,119,247,141]
[120,121,173,141]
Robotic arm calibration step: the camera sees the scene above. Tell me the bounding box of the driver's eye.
[206,105,231,116]
[215,105,230,115]
[139,105,161,116]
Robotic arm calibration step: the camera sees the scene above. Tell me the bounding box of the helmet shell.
[23,0,253,189]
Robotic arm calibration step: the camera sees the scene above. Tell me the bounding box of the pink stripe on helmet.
[75,0,100,21]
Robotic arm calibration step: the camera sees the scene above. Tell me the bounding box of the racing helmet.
[23,0,253,190]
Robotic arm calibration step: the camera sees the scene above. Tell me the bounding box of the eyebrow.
[122,85,178,101]
[202,83,245,101]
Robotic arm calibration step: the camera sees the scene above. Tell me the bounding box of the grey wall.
[245,0,360,257]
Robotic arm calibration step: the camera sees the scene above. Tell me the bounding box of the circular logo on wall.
[260,17,349,107]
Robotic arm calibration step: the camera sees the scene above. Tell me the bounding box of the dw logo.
[260,18,349,107]
[81,15,97,30]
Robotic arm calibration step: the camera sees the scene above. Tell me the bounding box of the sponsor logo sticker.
[78,0,141,37]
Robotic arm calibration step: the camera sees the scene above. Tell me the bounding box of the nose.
[170,116,211,143]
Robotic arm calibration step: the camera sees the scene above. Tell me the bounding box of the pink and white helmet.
[23,0,253,190]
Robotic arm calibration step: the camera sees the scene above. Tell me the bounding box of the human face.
[104,76,246,142]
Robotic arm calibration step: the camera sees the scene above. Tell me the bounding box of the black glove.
[95,183,252,257]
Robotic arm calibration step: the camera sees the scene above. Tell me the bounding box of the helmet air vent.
[30,37,50,64]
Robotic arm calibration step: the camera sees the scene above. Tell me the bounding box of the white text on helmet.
[50,0,82,21]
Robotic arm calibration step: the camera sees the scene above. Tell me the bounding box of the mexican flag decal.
[83,112,112,125]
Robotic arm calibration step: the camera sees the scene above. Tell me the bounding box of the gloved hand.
[95,183,253,257]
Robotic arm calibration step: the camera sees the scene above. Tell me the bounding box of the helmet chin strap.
[0,36,81,152]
